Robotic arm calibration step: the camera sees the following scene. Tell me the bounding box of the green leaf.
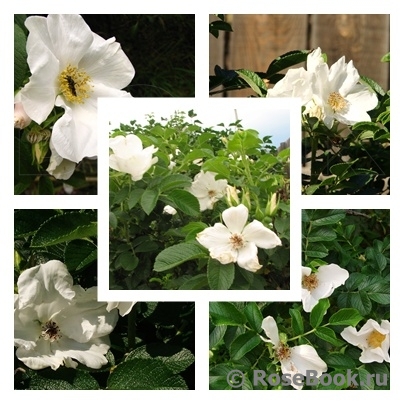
[244,302,264,334]
[30,211,97,247]
[25,368,99,390]
[209,325,227,349]
[166,189,200,217]
[329,308,363,326]
[266,49,311,77]
[159,174,192,192]
[207,258,234,290]
[358,367,375,390]
[310,211,345,227]
[310,298,330,328]
[64,239,97,271]
[324,353,356,369]
[314,326,344,347]
[125,344,194,374]
[14,23,28,90]
[107,358,188,390]
[178,273,209,290]
[128,188,144,209]
[236,69,267,96]
[153,243,206,272]
[230,331,261,361]
[289,308,304,335]
[307,226,337,242]
[210,302,246,326]
[338,291,372,316]
[117,252,139,271]
[14,209,59,238]
[140,188,159,215]
[202,157,230,178]
[305,242,329,258]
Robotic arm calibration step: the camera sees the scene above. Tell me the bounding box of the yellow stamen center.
[208,190,217,198]
[302,273,319,291]
[327,92,348,113]
[58,64,92,104]
[230,233,245,250]
[367,330,386,348]
[41,320,61,342]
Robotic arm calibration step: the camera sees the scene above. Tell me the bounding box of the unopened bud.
[265,193,279,217]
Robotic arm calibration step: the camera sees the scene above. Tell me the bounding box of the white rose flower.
[19,14,135,164]
[187,171,228,211]
[14,260,118,370]
[301,264,349,312]
[109,134,158,181]
[341,319,390,363]
[196,204,281,272]
[261,315,327,390]
[309,54,378,128]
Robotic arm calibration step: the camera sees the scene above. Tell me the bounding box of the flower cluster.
[196,204,281,272]
[16,14,135,179]
[14,260,123,370]
[298,263,389,368]
[267,47,378,129]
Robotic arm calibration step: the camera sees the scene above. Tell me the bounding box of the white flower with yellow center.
[187,171,228,211]
[301,264,349,312]
[261,315,327,390]
[196,204,281,272]
[307,51,378,129]
[19,14,135,164]
[341,319,390,363]
[14,260,118,370]
[109,134,158,181]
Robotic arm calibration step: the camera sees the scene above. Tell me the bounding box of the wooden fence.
[209,14,390,97]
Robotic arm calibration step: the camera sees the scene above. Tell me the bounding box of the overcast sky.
[99,97,299,147]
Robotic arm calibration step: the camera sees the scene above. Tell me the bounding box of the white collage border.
[4,0,398,399]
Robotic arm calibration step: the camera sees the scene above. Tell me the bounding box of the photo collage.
[11,9,392,397]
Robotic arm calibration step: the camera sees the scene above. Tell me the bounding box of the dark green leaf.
[167,189,200,217]
[230,331,261,361]
[140,189,159,215]
[329,308,363,326]
[14,23,28,90]
[324,353,356,369]
[207,258,234,290]
[210,302,246,326]
[266,49,311,77]
[153,243,206,272]
[64,239,97,271]
[289,308,304,335]
[125,344,194,374]
[310,298,330,328]
[314,326,344,346]
[107,358,188,390]
[244,303,264,334]
[209,325,227,349]
[31,211,97,247]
